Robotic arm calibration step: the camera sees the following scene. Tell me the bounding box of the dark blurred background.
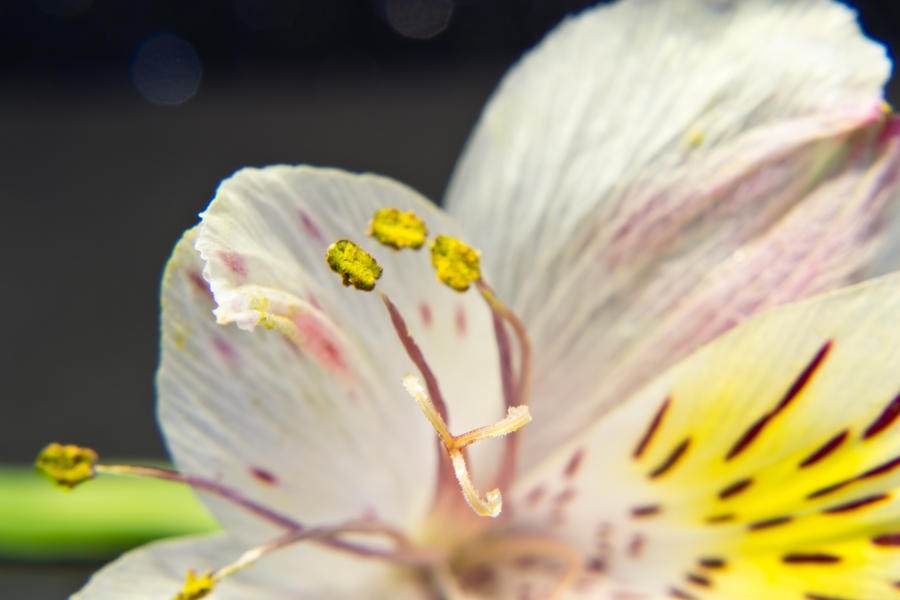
[1,0,898,596]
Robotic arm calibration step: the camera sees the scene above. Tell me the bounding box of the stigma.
[404,374,530,517]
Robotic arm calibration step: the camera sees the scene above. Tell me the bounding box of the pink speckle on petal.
[250,467,277,485]
[563,447,586,479]
[212,335,240,367]
[552,487,576,506]
[628,534,646,559]
[455,304,467,337]
[307,293,322,311]
[291,312,348,374]
[219,250,248,281]
[419,302,433,327]
[187,271,213,298]
[525,485,546,507]
[299,210,325,244]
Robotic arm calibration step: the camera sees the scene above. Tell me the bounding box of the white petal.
[443,0,899,463]
[160,168,505,542]
[73,533,428,599]
[196,167,503,441]
[513,272,900,600]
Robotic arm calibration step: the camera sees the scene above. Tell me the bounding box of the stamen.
[174,570,214,600]
[489,302,516,411]
[35,443,98,489]
[476,280,532,408]
[430,235,481,291]
[368,208,428,250]
[94,464,303,530]
[403,374,531,518]
[37,443,443,586]
[382,292,449,423]
[476,280,533,491]
[176,519,444,598]
[325,239,382,291]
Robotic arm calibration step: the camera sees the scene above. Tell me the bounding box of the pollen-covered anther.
[430,235,481,292]
[174,570,214,600]
[403,374,531,518]
[34,442,98,489]
[368,207,428,250]
[326,239,382,291]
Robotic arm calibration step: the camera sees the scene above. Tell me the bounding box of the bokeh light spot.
[130,33,202,107]
[384,0,454,41]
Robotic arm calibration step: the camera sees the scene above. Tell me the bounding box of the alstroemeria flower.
[72,0,900,598]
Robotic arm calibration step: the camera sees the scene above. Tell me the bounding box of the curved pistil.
[403,375,531,518]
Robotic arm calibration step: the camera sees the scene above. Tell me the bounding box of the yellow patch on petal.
[511,274,900,600]
[174,570,214,600]
[430,235,480,292]
[684,125,705,148]
[34,442,98,490]
[368,208,427,249]
[618,275,900,600]
[325,239,382,291]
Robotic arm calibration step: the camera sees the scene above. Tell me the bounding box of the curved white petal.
[444,0,900,464]
[512,272,900,600]
[73,533,429,599]
[159,168,505,542]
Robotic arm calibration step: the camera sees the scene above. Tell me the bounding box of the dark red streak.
[727,341,832,460]
[782,553,841,564]
[718,477,753,500]
[799,430,849,468]
[686,573,711,586]
[634,396,670,459]
[630,504,662,518]
[748,516,793,530]
[705,513,736,524]
[872,533,900,546]
[822,493,890,514]
[698,557,727,569]
[649,438,691,479]
[863,391,900,439]
[807,455,900,499]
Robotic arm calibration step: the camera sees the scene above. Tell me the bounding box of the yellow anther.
[35,442,98,490]
[881,100,893,115]
[326,239,382,291]
[174,570,215,600]
[368,208,428,250]
[430,235,481,292]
